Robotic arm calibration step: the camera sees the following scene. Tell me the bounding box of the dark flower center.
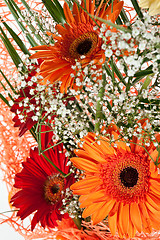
[69,32,98,59]
[76,39,92,55]
[120,167,138,188]
[51,184,60,194]
[44,174,65,204]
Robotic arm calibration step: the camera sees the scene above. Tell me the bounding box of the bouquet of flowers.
[0,0,160,239]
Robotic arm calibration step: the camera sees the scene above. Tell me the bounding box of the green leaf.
[133,66,153,84]
[139,75,152,93]
[41,0,66,23]
[1,20,30,55]
[52,0,66,19]
[111,61,127,86]
[3,0,38,47]
[120,8,130,24]
[0,93,10,106]
[0,27,25,71]
[130,0,144,20]
[0,69,17,94]
[8,0,45,45]
[92,15,131,33]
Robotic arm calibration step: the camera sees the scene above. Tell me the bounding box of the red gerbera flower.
[11,59,74,137]
[10,59,44,136]
[10,143,75,230]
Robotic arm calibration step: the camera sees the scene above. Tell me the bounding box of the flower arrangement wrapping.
[0,0,160,239]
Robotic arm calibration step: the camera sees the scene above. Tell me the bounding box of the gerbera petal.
[130,202,142,233]
[79,190,107,208]
[138,202,152,233]
[149,148,159,162]
[128,215,136,238]
[95,0,105,17]
[92,199,116,225]
[121,204,129,235]
[70,176,101,189]
[108,211,117,235]
[40,60,70,73]
[82,201,105,218]
[63,2,75,25]
[30,51,54,59]
[146,194,160,211]
[71,157,97,172]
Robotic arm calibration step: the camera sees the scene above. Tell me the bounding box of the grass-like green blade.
[133,65,153,84]
[1,20,30,55]
[52,0,65,19]
[0,69,17,94]
[0,93,10,106]
[8,0,45,45]
[3,0,38,47]
[41,0,66,23]
[139,75,152,93]
[130,0,144,20]
[0,28,25,71]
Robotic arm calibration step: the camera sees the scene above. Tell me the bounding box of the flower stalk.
[95,73,106,132]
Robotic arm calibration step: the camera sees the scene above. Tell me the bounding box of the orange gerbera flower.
[30,0,123,93]
[70,128,160,238]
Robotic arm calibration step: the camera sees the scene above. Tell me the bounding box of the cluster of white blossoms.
[100,12,160,78]
[10,10,160,162]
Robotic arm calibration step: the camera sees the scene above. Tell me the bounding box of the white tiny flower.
[32,116,38,121]
[21,81,26,87]
[9,100,14,106]
[105,49,113,58]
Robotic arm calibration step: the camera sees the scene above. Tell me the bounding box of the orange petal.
[71,157,97,172]
[150,179,160,195]
[138,202,152,233]
[121,204,129,235]
[127,213,136,238]
[71,176,101,189]
[130,202,142,233]
[149,149,159,162]
[117,202,124,238]
[80,189,106,208]
[30,51,53,59]
[82,201,105,218]
[95,0,105,17]
[74,149,99,161]
[108,211,117,236]
[63,2,75,25]
[40,60,69,73]
[30,45,51,51]
[148,192,160,207]
[92,199,116,225]
[72,2,81,23]
[146,194,160,211]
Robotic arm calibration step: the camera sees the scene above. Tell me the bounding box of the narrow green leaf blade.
[130,0,144,20]
[41,0,66,23]
[0,93,10,106]
[1,20,30,55]
[0,69,17,94]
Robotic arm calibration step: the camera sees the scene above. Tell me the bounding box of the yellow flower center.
[69,32,98,59]
[44,174,65,204]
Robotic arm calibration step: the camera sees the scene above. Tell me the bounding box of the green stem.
[42,152,66,176]
[95,73,106,132]
[73,216,82,230]
[91,15,131,33]
[0,210,18,215]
